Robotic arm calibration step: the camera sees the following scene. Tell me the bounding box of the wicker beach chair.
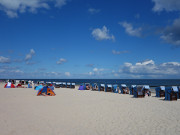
[105,84,113,92]
[99,84,105,91]
[155,86,165,97]
[92,83,98,91]
[130,85,136,95]
[165,86,178,101]
[112,84,119,93]
[67,82,71,88]
[71,83,75,89]
[120,84,129,94]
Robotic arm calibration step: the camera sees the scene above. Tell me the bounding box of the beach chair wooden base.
[137,95,144,98]
[100,87,105,91]
[170,93,177,101]
[159,91,165,97]
[106,88,113,92]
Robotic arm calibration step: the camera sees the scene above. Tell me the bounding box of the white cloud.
[119,22,142,37]
[152,0,180,12]
[112,50,128,55]
[93,68,105,72]
[160,18,180,46]
[92,26,115,41]
[88,8,100,14]
[56,58,67,64]
[0,56,10,63]
[0,0,67,18]
[25,49,35,61]
[65,72,70,76]
[120,59,180,78]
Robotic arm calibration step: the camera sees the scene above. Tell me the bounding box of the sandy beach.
[0,83,180,135]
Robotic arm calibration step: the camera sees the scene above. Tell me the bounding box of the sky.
[0,0,180,79]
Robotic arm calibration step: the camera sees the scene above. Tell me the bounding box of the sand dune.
[0,83,180,135]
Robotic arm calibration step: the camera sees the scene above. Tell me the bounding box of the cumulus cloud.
[152,0,180,12]
[112,50,128,55]
[25,49,35,61]
[120,59,180,78]
[119,22,142,37]
[160,18,180,46]
[88,8,100,14]
[65,72,70,76]
[56,58,67,64]
[0,56,10,63]
[0,0,67,18]
[92,26,115,41]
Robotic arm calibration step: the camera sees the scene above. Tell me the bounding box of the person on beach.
[86,84,90,90]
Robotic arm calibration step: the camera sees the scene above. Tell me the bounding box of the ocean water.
[2,79,180,87]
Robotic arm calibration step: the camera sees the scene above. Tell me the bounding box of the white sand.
[0,83,180,135]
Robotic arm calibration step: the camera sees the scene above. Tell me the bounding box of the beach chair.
[21,80,25,85]
[130,85,136,95]
[46,82,52,86]
[105,84,113,92]
[143,85,151,96]
[52,82,56,86]
[55,82,61,88]
[92,83,98,91]
[62,82,66,88]
[120,84,129,94]
[84,83,90,90]
[71,83,75,88]
[165,86,178,101]
[67,82,71,88]
[112,84,118,93]
[155,86,165,97]
[133,85,145,98]
[99,84,105,91]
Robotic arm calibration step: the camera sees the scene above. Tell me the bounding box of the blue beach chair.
[133,85,145,98]
[99,84,106,91]
[155,86,165,97]
[55,82,61,88]
[84,83,90,90]
[120,84,129,94]
[92,83,98,91]
[62,82,66,88]
[105,84,113,92]
[71,83,75,89]
[67,82,71,88]
[112,84,118,93]
[165,86,178,101]
[130,85,136,95]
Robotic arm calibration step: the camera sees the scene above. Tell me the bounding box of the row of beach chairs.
[45,82,76,88]
[79,83,180,101]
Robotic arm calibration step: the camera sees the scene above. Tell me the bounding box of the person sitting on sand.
[146,90,150,96]
[122,87,129,94]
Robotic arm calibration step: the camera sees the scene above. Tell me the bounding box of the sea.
[1,79,180,87]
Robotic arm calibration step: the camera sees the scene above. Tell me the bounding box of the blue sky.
[0,0,180,79]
